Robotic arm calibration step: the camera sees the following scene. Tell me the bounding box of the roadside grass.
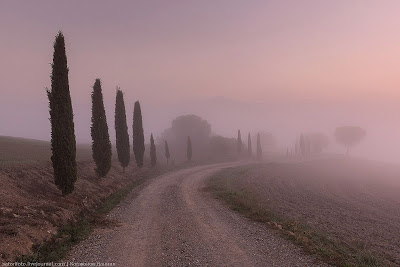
[16,168,161,263]
[204,166,389,267]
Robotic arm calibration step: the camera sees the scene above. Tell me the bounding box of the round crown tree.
[334,126,366,155]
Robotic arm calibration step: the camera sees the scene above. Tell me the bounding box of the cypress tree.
[165,140,170,165]
[91,79,112,177]
[150,133,157,167]
[187,136,192,161]
[237,129,242,155]
[256,133,263,161]
[305,136,311,154]
[47,31,77,196]
[300,133,305,156]
[114,88,130,172]
[247,133,252,158]
[132,101,145,168]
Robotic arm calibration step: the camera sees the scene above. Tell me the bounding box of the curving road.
[67,163,324,266]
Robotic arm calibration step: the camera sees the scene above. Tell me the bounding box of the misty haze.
[1,1,400,266]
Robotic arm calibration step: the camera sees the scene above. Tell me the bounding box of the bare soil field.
[0,160,162,262]
[209,158,400,265]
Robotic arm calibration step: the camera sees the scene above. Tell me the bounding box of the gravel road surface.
[67,163,324,266]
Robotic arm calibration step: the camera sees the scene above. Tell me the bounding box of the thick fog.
[1,1,400,163]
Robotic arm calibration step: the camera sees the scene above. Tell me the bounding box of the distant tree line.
[236,129,263,161]
[286,127,366,158]
[288,132,330,157]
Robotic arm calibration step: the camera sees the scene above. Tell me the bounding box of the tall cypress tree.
[150,134,157,167]
[305,136,311,154]
[257,133,263,161]
[187,136,192,161]
[91,79,112,177]
[132,101,145,168]
[300,133,305,156]
[114,88,130,172]
[237,130,242,155]
[165,140,170,165]
[47,31,77,196]
[247,133,252,158]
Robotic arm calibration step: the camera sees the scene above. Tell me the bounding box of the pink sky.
[1,1,400,161]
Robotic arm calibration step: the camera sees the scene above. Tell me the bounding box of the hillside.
[0,136,92,165]
[0,158,168,262]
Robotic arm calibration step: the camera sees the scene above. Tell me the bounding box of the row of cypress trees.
[92,84,156,174]
[47,32,157,195]
[237,130,263,160]
[47,31,242,195]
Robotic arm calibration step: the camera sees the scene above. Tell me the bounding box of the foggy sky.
[1,0,400,162]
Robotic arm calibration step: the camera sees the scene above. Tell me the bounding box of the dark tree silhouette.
[305,136,311,155]
[160,114,211,161]
[256,133,262,160]
[132,101,145,167]
[306,133,329,153]
[247,133,252,158]
[164,140,170,165]
[91,79,112,177]
[47,31,77,196]
[150,134,157,167]
[299,134,306,156]
[114,88,130,172]
[334,126,366,155]
[237,130,242,155]
[187,136,192,161]
[208,136,237,161]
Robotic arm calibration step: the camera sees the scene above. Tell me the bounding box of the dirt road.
[67,163,323,266]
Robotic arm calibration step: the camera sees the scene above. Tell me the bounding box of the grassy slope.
[205,165,389,267]
[0,136,92,165]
